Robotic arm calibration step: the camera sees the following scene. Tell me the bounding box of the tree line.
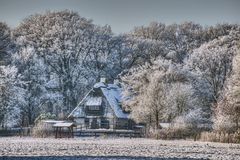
[0,10,239,135]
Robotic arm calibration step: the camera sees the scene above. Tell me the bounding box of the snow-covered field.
[0,137,240,160]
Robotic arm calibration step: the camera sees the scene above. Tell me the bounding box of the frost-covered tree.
[162,22,203,63]
[185,31,240,129]
[202,23,239,42]
[13,10,165,118]
[3,11,239,131]
[104,35,139,79]
[166,83,197,120]
[187,37,236,104]
[13,10,115,116]
[0,22,11,65]
[121,59,198,129]
[132,22,204,63]
[173,108,209,130]
[132,22,166,41]
[132,22,239,64]
[214,51,240,131]
[105,34,167,80]
[12,44,47,125]
[0,66,25,128]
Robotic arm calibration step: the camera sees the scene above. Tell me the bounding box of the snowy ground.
[0,137,240,160]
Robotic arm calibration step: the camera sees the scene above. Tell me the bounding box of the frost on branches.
[12,11,116,121]
[121,58,206,130]
[0,10,239,133]
[0,22,11,65]
[214,53,240,132]
[0,66,25,128]
[11,11,151,124]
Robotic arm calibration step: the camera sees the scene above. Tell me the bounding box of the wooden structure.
[53,122,75,138]
[68,79,135,130]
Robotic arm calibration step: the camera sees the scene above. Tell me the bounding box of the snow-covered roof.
[98,83,129,119]
[53,122,75,127]
[69,82,129,119]
[86,97,102,106]
[42,120,65,124]
[93,82,106,88]
[70,107,84,118]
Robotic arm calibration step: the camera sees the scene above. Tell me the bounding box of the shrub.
[199,129,240,143]
[147,127,198,140]
[213,114,236,133]
[32,122,54,138]
[157,128,198,140]
[233,130,240,143]
[155,109,210,140]
[34,113,57,124]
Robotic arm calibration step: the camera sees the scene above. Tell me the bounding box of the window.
[88,105,100,111]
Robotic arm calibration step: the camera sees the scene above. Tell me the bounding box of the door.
[90,118,98,129]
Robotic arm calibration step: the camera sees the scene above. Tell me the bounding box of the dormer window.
[86,97,102,111]
[88,105,100,110]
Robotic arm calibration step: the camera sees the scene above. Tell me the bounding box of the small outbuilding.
[53,122,75,138]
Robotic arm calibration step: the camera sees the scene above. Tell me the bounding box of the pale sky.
[0,0,239,33]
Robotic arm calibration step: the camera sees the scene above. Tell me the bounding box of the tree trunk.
[236,117,239,130]
[155,111,159,129]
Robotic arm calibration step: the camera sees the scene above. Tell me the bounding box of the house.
[68,78,134,130]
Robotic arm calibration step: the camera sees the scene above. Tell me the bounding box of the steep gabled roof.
[68,82,129,119]
[100,83,129,118]
[68,89,92,118]
[86,97,102,106]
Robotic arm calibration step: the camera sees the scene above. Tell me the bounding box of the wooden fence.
[74,129,142,138]
[0,127,32,137]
